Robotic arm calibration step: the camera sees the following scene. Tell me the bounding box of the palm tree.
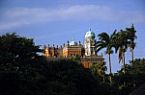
[96,31,116,75]
[126,24,137,62]
[113,30,129,74]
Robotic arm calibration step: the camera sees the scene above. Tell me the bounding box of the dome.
[69,41,77,46]
[85,29,95,39]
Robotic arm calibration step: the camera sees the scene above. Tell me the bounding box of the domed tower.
[84,29,96,56]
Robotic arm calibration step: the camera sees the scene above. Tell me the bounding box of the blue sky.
[0,0,145,72]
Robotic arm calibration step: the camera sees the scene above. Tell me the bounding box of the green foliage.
[90,61,107,80]
[0,33,41,95]
[112,58,145,95]
[112,25,137,73]
[0,56,104,95]
[0,33,41,64]
[96,31,115,54]
[39,59,101,95]
[68,55,81,63]
[129,58,145,74]
[96,31,116,74]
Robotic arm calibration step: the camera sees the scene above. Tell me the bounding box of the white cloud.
[1,5,145,30]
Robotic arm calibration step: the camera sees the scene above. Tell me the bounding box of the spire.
[131,24,135,29]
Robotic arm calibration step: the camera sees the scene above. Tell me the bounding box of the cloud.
[0,5,145,30]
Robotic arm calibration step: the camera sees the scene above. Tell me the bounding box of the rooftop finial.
[131,24,134,28]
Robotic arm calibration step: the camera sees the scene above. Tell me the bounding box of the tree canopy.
[0,33,41,64]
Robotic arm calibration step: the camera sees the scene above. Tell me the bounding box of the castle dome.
[69,41,77,46]
[85,29,95,39]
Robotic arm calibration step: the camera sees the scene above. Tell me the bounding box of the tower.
[84,29,96,56]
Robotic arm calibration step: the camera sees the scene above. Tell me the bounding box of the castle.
[44,29,103,68]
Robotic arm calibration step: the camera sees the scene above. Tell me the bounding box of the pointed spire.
[131,24,135,29]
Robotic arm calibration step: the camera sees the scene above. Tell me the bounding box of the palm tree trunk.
[108,54,112,74]
[108,54,112,85]
[123,52,126,88]
[131,49,134,62]
[123,52,126,74]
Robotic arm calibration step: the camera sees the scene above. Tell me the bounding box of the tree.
[113,25,137,74]
[0,33,42,95]
[90,61,107,82]
[127,58,145,74]
[96,31,116,75]
[42,59,101,95]
[113,30,129,74]
[0,32,41,64]
[125,24,137,62]
[114,58,145,95]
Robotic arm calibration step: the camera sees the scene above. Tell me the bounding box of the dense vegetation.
[0,25,145,95]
